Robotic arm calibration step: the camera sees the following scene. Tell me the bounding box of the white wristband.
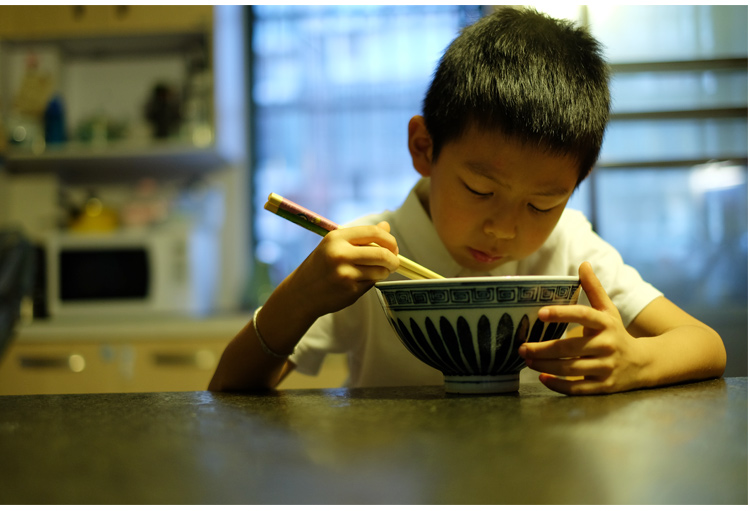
[253,306,294,359]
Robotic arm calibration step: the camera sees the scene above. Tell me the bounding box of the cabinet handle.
[114,5,130,19]
[18,354,86,373]
[152,349,216,370]
[71,6,86,21]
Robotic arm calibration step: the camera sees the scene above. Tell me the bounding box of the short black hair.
[422,7,610,184]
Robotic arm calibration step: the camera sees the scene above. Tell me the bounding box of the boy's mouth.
[469,248,504,264]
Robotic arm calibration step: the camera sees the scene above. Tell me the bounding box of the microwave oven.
[44,224,220,317]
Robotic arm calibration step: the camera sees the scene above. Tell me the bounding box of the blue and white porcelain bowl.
[375,276,581,394]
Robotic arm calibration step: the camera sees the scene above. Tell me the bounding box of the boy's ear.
[408,115,433,177]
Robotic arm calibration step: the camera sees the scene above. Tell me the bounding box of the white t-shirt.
[289,178,663,387]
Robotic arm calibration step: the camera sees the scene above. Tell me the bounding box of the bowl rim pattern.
[375,277,581,311]
[375,275,580,287]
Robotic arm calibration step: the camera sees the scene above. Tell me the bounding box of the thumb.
[579,261,614,313]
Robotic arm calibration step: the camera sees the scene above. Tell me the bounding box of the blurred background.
[0,5,746,394]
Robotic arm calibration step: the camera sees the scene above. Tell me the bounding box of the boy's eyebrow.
[530,187,574,198]
[467,162,509,187]
[466,162,573,197]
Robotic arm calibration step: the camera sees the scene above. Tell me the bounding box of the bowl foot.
[443,374,519,394]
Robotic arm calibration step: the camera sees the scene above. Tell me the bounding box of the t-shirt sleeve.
[289,312,342,376]
[523,209,664,327]
[575,212,662,326]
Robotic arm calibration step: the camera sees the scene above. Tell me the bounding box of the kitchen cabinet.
[0,5,238,180]
[0,6,108,39]
[0,341,123,394]
[0,6,211,40]
[0,338,228,395]
[0,316,348,395]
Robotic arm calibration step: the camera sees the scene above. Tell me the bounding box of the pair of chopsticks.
[264,193,443,280]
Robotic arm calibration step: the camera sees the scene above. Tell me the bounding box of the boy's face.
[410,117,579,272]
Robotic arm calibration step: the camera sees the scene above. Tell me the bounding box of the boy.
[209,7,725,395]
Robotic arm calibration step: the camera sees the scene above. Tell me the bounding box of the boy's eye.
[529,203,555,214]
[465,184,493,197]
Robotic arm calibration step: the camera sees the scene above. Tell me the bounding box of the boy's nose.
[484,216,515,240]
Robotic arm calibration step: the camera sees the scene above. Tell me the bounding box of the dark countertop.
[0,377,746,505]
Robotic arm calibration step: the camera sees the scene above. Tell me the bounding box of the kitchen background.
[0,5,746,394]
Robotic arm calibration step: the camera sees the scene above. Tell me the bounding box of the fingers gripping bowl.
[375,276,581,394]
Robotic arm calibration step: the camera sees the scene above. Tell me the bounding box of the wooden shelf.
[3,140,227,182]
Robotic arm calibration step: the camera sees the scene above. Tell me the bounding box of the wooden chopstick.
[264,193,443,280]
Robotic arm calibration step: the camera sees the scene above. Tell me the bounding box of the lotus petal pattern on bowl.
[376,276,581,393]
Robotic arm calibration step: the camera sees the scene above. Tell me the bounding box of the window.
[250,5,483,298]
[584,5,748,376]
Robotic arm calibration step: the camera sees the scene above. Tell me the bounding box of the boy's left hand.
[518,261,647,395]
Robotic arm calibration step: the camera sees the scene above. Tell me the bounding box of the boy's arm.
[207,292,309,391]
[209,222,400,392]
[622,296,726,386]
[519,261,726,395]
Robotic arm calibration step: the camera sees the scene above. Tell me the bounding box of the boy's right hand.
[210,221,399,392]
[278,221,400,322]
